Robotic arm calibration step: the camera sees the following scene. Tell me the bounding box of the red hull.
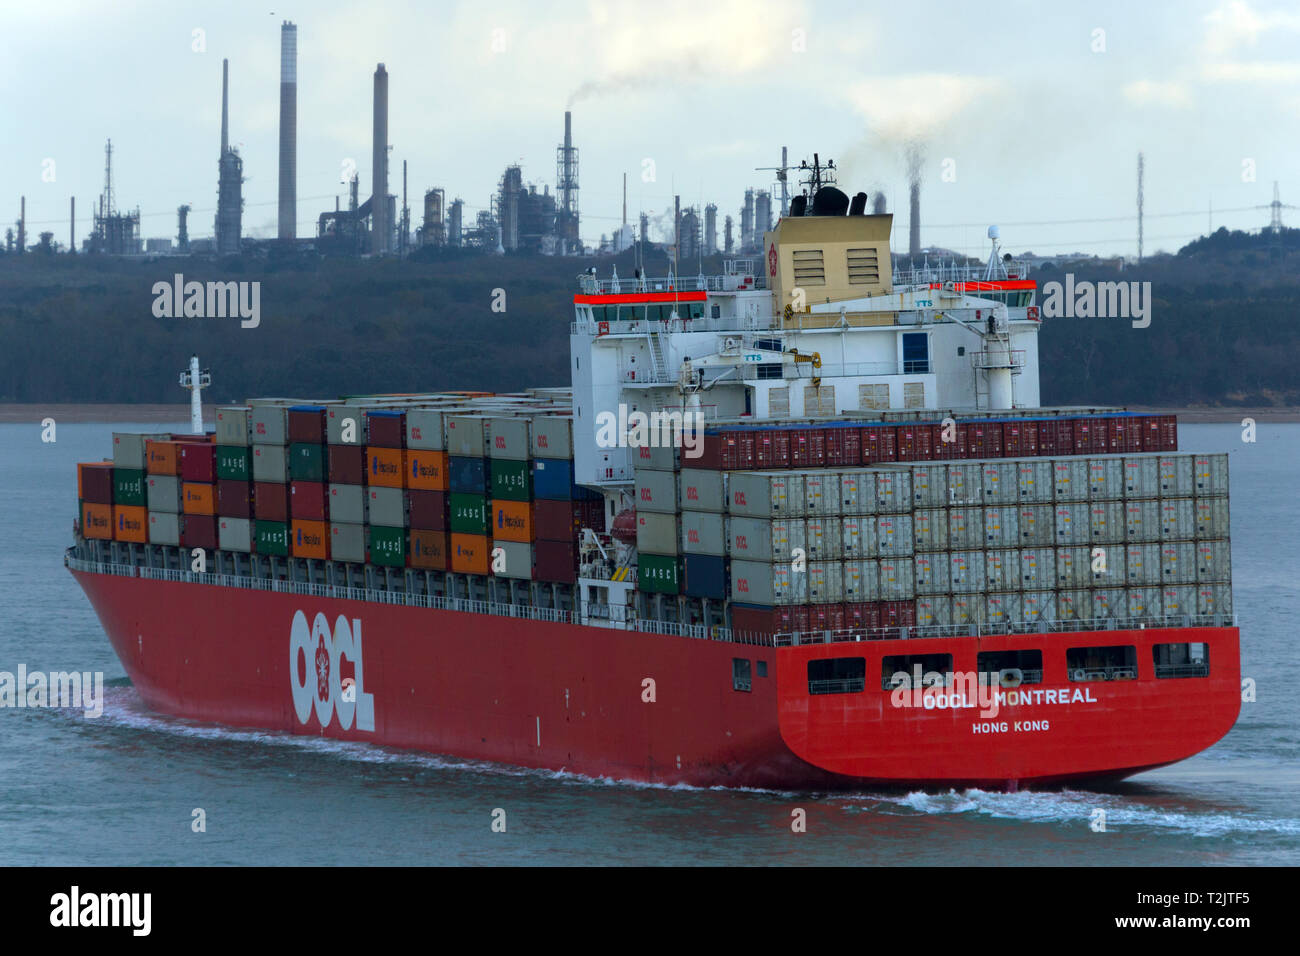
[71,568,1241,790]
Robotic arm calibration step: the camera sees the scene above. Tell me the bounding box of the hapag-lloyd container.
[729,560,805,606]
[841,514,878,556]
[410,450,450,492]
[842,560,879,601]
[409,530,450,570]
[635,469,678,514]
[728,516,805,561]
[636,511,678,555]
[491,500,533,543]
[728,472,804,517]
[678,469,726,513]
[680,511,725,556]
[367,448,406,489]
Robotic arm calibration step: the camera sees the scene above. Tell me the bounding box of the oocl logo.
[289,611,375,732]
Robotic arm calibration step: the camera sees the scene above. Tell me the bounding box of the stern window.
[808,657,866,695]
[1153,642,1210,679]
[1067,645,1138,681]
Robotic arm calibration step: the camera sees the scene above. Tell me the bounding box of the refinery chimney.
[908,181,921,258]
[215,58,244,256]
[278,21,297,242]
[372,64,389,254]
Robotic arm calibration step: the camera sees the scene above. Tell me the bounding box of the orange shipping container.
[490,499,532,543]
[291,519,329,559]
[146,440,183,475]
[81,502,114,540]
[114,504,148,543]
[408,450,448,491]
[409,530,449,569]
[182,482,216,515]
[450,533,490,574]
[368,447,407,489]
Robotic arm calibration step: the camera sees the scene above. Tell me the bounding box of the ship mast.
[179,354,211,434]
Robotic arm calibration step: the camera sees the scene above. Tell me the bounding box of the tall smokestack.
[372,63,389,254]
[70,197,75,253]
[18,196,25,254]
[220,58,229,154]
[278,21,297,242]
[908,181,920,258]
[872,192,887,215]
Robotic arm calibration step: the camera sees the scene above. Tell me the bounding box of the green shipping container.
[638,553,681,594]
[216,447,251,481]
[113,468,146,506]
[449,493,488,535]
[490,458,532,502]
[255,520,289,556]
[288,443,326,481]
[370,525,406,567]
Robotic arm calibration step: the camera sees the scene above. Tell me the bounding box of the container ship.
[67,164,1239,790]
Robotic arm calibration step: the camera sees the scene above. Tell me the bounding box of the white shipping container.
[910,464,948,508]
[636,468,678,514]
[1052,458,1089,502]
[838,469,877,515]
[878,558,915,600]
[986,592,1021,625]
[446,415,488,457]
[728,472,805,517]
[681,511,726,556]
[875,468,913,513]
[946,463,983,505]
[914,552,951,594]
[949,550,986,593]
[876,514,915,556]
[1057,545,1118,588]
[1088,501,1126,545]
[913,509,948,550]
[367,487,406,527]
[249,407,288,446]
[1127,586,1162,619]
[215,407,252,446]
[1054,502,1090,544]
[730,560,806,605]
[217,516,252,552]
[486,417,531,460]
[148,511,181,546]
[328,484,366,524]
[678,469,726,513]
[842,559,880,601]
[1015,461,1054,503]
[1055,589,1090,621]
[804,472,841,515]
[531,416,574,459]
[840,515,877,557]
[985,549,1018,590]
[916,595,954,628]
[1087,457,1125,499]
[805,515,844,558]
[404,409,446,450]
[1159,540,1197,584]
[950,593,985,626]
[1016,504,1055,546]
[1122,456,1159,498]
[1091,588,1126,619]
[1158,455,1194,496]
[947,507,984,549]
[633,441,677,472]
[494,540,534,579]
[1019,590,1057,624]
[1123,499,1161,542]
[1160,585,1196,618]
[728,516,806,562]
[808,561,844,603]
[1196,584,1233,617]
[1018,547,1054,590]
[1196,539,1232,583]
[252,444,289,483]
[983,505,1019,547]
[980,462,1018,504]
[1159,498,1195,540]
[637,511,679,555]
[329,522,366,563]
[1194,453,1230,497]
[1124,543,1162,586]
[1194,497,1230,539]
[146,475,182,514]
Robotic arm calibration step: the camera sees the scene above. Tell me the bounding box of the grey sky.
[3,0,1296,258]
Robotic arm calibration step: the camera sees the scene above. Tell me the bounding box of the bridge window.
[757,660,768,678]
[1066,645,1138,682]
[732,658,752,692]
[757,363,784,380]
[1153,642,1210,679]
[881,653,953,690]
[808,657,866,695]
[902,332,930,374]
[977,649,1044,685]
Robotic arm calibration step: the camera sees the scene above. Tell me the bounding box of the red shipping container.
[1002,422,1024,458]
[290,480,328,520]
[1036,420,1057,456]
[755,429,790,468]
[1021,420,1040,456]
[287,408,327,444]
[930,423,956,460]
[533,538,578,583]
[181,515,218,550]
[1159,415,1178,451]
[845,601,882,630]
[217,479,253,518]
[880,600,917,630]
[808,603,846,632]
[735,431,756,470]
[328,445,366,485]
[254,481,290,522]
[696,432,731,470]
[1071,419,1091,454]
[366,411,406,448]
[986,422,1005,458]
[532,498,580,541]
[791,429,825,468]
[408,489,448,530]
[78,462,115,504]
[823,428,846,466]
[1138,415,1160,451]
[180,443,217,483]
[1090,419,1110,454]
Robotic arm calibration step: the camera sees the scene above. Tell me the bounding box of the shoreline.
[0,403,1297,424]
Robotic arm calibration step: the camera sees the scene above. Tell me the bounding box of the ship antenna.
[179,354,212,434]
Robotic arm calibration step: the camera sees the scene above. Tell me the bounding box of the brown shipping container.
[287,408,327,444]
[450,533,490,574]
[181,515,218,550]
[366,411,407,448]
[182,482,216,515]
[217,479,253,518]
[180,444,217,483]
[291,519,329,559]
[78,463,115,504]
[409,530,449,569]
[255,481,290,522]
[291,481,328,521]
[533,498,580,541]
[328,445,366,485]
[408,489,448,530]
[533,538,578,582]
[81,501,114,539]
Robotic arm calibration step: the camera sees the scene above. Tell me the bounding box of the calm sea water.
[0,421,1296,866]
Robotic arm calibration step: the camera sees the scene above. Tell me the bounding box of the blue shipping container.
[532,457,575,500]
[448,455,487,494]
[683,554,727,599]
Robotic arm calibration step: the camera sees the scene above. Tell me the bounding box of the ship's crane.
[787,348,822,387]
